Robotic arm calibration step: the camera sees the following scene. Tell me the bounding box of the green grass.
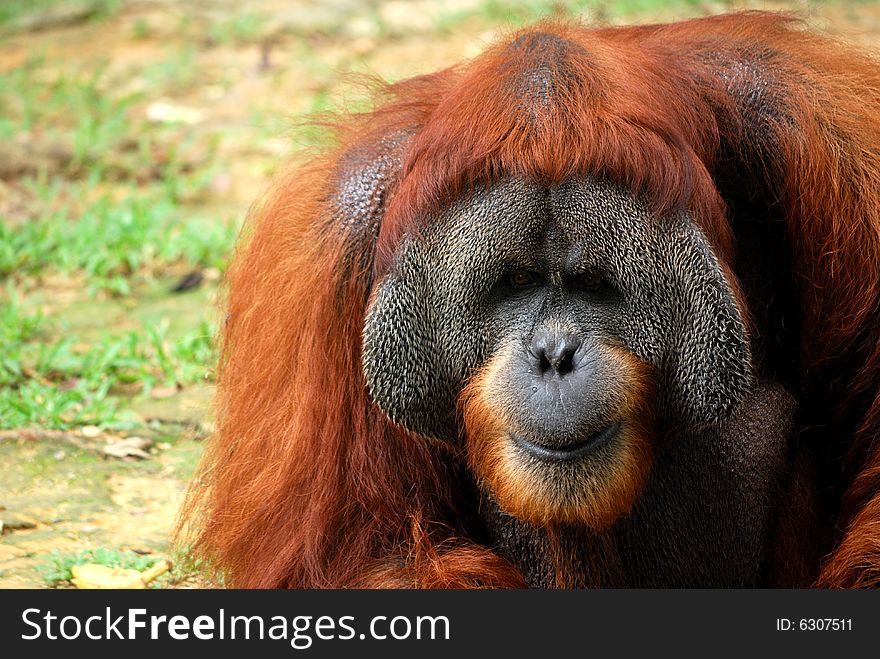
[0,185,237,294]
[0,29,233,436]
[0,288,216,430]
[0,53,226,190]
[0,57,138,162]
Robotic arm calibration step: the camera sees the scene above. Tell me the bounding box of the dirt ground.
[1,0,879,588]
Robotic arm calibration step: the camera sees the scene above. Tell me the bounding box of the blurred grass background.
[0,0,877,587]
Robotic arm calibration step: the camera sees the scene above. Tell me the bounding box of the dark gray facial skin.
[362,176,750,446]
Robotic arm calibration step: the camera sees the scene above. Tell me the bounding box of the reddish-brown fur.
[179,12,880,588]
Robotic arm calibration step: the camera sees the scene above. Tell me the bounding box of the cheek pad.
[362,180,545,442]
[362,237,487,443]
[650,219,751,425]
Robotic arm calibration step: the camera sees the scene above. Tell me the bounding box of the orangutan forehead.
[409,177,676,287]
[503,31,587,119]
[418,177,668,264]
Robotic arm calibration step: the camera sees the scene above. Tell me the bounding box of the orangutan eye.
[572,269,618,299]
[508,270,540,288]
[577,269,604,289]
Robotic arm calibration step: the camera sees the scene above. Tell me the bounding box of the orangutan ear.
[329,130,413,272]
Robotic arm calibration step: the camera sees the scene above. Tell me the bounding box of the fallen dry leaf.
[101,437,152,460]
[146,101,205,125]
[71,560,171,589]
[150,385,178,399]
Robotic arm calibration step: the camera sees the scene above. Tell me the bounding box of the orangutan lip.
[513,423,621,462]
